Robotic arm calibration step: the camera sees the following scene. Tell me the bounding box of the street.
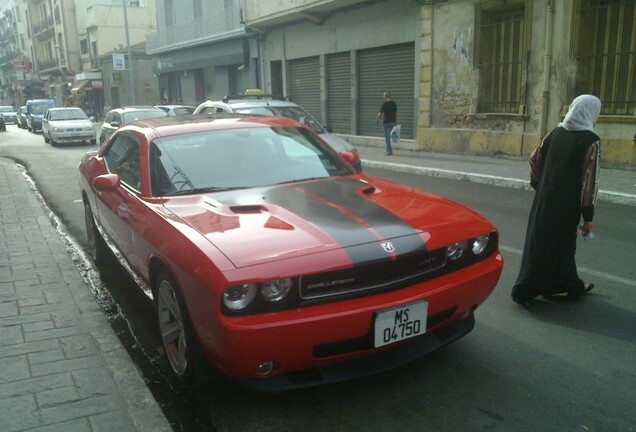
[1,124,635,432]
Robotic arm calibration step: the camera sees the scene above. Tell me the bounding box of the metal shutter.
[289,56,321,120]
[326,52,352,134]
[358,43,415,139]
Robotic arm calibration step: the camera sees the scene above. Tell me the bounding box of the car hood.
[49,120,92,128]
[163,177,484,268]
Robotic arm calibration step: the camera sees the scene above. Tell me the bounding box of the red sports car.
[78,114,503,390]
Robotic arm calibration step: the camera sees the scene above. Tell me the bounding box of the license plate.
[374,301,427,347]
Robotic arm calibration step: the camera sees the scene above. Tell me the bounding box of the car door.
[97,133,149,274]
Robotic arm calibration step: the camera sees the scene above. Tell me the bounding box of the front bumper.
[197,252,503,388]
[51,131,95,143]
[241,314,475,391]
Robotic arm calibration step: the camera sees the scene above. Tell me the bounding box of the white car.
[0,106,18,124]
[154,104,195,116]
[42,107,96,146]
[193,91,362,171]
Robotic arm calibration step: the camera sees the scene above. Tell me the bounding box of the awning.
[71,80,90,94]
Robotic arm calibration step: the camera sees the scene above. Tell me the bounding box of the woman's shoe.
[568,283,594,298]
[512,295,533,307]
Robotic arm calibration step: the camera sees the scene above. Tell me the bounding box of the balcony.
[31,15,55,39]
[37,59,59,72]
[242,0,369,32]
[146,12,245,54]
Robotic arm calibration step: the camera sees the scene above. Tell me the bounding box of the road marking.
[499,245,636,288]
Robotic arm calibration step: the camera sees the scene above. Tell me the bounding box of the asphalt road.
[1,124,635,432]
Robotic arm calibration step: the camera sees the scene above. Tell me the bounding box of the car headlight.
[446,241,467,261]
[471,234,490,256]
[261,278,292,303]
[83,125,94,131]
[53,126,64,132]
[223,284,257,311]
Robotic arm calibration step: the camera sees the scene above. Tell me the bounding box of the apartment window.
[165,0,175,27]
[193,0,202,17]
[477,2,527,114]
[91,41,98,58]
[574,0,636,116]
[80,39,88,55]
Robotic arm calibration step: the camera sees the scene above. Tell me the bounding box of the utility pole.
[122,0,136,105]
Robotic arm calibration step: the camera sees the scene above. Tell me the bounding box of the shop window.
[477,2,527,114]
[574,0,636,116]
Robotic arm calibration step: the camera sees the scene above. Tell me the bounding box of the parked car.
[154,104,196,116]
[78,114,503,390]
[193,90,362,172]
[0,114,5,131]
[42,107,96,146]
[0,105,18,124]
[16,106,27,129]
[26,99,56,132]
[99,106,167,145]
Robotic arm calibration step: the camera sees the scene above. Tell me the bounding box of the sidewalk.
[0,158,172,432]
[356,143,636,206]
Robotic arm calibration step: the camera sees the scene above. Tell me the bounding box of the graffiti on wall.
[452,27,472,66]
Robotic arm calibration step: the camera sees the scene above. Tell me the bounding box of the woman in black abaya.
[512,95,602,306]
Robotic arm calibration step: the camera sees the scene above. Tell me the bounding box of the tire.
[43,133,49,143]
[155,268,210,386]
[84,200,109,265]
[90,139,97,146]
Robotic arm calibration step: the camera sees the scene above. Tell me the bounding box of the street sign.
[113,54,126,70]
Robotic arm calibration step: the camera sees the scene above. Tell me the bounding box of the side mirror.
[340,151,359,167]
[93,174,121,193]
[89,116,96,122]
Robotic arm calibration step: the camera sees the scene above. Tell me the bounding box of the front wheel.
[84,200,109,265]
[155,269,209,386]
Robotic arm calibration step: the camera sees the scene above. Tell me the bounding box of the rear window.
[122,110,168,124]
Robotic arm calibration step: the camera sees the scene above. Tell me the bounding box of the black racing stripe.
[260,185,381,248]
[215,179,427,265]
[297,178,419,239]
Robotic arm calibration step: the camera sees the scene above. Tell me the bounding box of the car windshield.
[0,107,15,113]
[122,110,168,124]
[149,126,352,196]
[233,106,326,134]
[31,104,54,114]
[49,109,88,121]
[172,107,194,115]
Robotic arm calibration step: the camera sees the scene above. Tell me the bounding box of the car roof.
[121,113,305,139]
[48,107,83,111]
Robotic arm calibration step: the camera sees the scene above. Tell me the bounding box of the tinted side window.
[104,135,141,191]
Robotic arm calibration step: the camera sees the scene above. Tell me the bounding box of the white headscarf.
[558,94,602,132]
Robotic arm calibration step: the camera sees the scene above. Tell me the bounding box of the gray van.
[26,99,56,132]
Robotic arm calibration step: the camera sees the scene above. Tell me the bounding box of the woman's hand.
[579,221,594,237]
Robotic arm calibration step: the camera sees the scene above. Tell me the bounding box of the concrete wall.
[250,0,635,167]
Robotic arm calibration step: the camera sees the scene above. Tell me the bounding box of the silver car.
[193,92,362,172]
[42,107,96,146]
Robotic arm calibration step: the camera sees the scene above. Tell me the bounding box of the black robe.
[512,126,601,300]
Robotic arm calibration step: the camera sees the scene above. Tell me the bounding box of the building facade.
[243,0,636,167]
[1,0,156,114]
[146,0,258,106]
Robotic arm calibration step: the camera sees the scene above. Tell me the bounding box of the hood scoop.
[230,205,265,214]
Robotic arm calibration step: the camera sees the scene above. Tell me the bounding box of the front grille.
[300,248,447,300]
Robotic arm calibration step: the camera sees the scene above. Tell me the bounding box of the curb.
[362,159,636,207]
